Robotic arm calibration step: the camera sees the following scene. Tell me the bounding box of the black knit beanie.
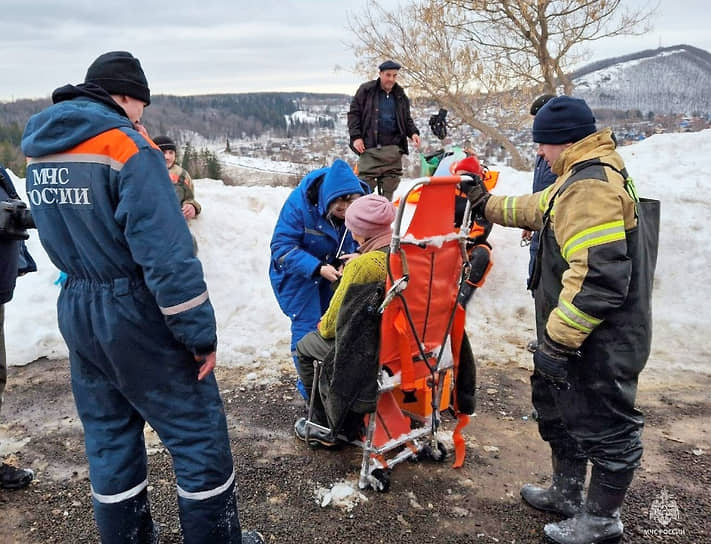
[532,96,596,144]
[153,135,176,152]
[85,51,151,105]
[530,94,556,116]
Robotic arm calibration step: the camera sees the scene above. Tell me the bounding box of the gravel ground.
[1,358,709,543]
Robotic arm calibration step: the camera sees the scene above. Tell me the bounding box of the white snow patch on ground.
[316,480,369,511]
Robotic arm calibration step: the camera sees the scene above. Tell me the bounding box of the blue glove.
[533,334,579,389]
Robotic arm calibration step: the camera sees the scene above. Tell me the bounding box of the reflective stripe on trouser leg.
[92,487,156,544]
[178,475,241,544]
[69,351,155,543]
[141,371,240,544]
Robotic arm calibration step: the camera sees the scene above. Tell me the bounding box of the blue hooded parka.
[269,159,368,395]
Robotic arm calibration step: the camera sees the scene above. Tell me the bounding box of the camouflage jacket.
[168,163,201,215]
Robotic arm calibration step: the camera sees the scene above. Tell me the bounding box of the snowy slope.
[5,130,710,381]
[572,45,711,114]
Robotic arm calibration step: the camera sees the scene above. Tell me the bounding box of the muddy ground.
[0,357,709,543]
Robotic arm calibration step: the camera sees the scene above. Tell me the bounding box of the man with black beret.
[21,51,262,544]
[348,59,420,199]
[464,96,659,544]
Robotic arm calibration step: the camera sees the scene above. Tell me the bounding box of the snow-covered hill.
[5,130,711,380]
[572,44,711,114]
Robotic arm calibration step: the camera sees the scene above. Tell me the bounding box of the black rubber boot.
[521,454,586,517]
[544,465,633,544]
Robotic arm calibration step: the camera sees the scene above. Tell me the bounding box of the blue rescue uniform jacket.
[21,84,216,355]
[269,159,368,330]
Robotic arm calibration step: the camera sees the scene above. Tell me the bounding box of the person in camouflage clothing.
[153,135,201,220]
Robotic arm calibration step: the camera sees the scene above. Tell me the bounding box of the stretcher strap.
[394,309,416,392]
[450,305,466,412]
[452,413,470,468]
[450,303,469,468]
[451,305,465,363]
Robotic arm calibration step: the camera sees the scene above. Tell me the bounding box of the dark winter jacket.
[347,79,419,155]
[0,165,20,304]
[528,155,557,284]
[21,85,217,355]
[319,280,384,432]
[269,160,368,327]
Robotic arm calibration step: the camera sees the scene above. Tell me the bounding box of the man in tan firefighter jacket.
[465,96,659,544]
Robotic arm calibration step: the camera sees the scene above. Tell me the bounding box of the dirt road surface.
[1,357,709,543]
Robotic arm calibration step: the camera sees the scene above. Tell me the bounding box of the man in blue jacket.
[22,52,261,544]
[522,94,557,353]
[0,164,36,491]
[269,159,367,398]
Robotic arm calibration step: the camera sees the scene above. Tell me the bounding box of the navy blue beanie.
[532,96,596,144]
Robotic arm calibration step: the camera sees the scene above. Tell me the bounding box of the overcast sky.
[1,0,708,102]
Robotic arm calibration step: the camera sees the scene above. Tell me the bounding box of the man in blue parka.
[22,52,262,544]
[269,159,368,397]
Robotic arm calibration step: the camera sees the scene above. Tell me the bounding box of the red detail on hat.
[450,156,483,177]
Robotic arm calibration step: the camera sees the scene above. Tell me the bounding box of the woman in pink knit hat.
[293,194,395,446]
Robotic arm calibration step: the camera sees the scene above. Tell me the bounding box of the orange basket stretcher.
[302,174,482,492]
[357,175,476,491]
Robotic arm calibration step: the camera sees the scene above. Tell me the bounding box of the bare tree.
[348,0,656,169]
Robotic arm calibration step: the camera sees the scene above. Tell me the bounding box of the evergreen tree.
[182,142,195,172]
[206,151,222,179]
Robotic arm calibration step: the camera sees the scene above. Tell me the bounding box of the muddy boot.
[544,465,633,544]
[0,462,34,490]
[521,454,586,517]
[242,530,265,543]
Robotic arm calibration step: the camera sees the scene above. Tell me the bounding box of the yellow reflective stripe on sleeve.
[538,186,552,213]
[159,290,209,316]
[561,220,625,261]
[502,196,511,226]
[501,196,519,227]
[555,299,602,334]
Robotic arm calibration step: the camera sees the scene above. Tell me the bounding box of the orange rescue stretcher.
[305,174,489,491]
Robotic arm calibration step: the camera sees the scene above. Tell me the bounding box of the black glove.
[462,176,489,220]
[533,334,580,389]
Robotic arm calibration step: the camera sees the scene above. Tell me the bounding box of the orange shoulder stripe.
[66,128,140,166]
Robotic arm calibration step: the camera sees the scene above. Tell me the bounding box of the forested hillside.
[144,93,296,139]
[572,45,711,115]
[0,92,346,176]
